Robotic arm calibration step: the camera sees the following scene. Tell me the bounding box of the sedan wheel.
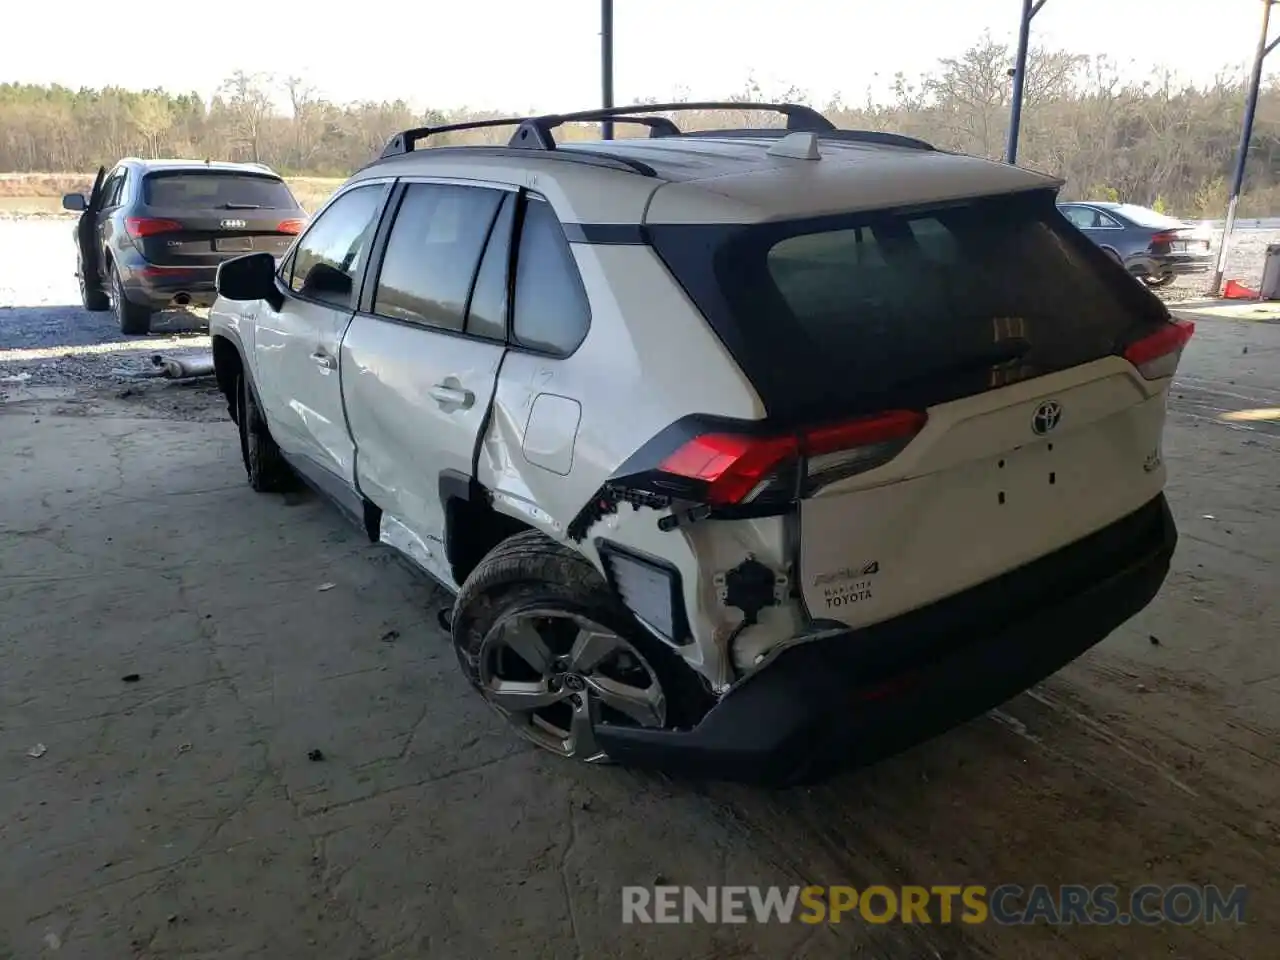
[477,607,668,761]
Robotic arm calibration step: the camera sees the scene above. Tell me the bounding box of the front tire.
[451,530,710,763]
[111,266,152,335]
[237,372,294,492]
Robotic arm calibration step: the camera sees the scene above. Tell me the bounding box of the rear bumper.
[596,494,1177,786]
[1162,256,1212,276]
[119,262,219,309]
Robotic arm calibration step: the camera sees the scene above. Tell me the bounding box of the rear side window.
[143,173,297,210]
[372,183,505,332]
[465,194,516,340]
[512,197,590,355]
[649,189,1167,422]
[289,184,385,309]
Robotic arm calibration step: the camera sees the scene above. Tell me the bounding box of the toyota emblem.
[1032,400,1062,436]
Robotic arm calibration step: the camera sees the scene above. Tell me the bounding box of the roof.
[120,158,281,176]
[356,132,1062,227]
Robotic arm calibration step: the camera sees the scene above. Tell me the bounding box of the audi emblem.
[1031,400,1063,436]
[220,218,247,229]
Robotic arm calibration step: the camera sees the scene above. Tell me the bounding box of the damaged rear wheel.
[451,531,709,762]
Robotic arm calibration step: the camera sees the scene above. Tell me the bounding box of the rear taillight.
[1124,319,1194,379]
[1150,230,1179,245]
[276,218,306,235]
[657,410,927,506]
[125,217,182,239]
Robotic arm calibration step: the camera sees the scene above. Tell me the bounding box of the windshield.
[648,189,1169,422]
[143,173,298,210]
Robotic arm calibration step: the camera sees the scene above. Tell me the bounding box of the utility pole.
[601,0,615,140]
[1210,0,1276,296]
[1005,0,1047,164]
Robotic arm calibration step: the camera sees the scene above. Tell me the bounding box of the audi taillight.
[125,217,182,239]
[1124,319,1194,380]
[657,410,927,506]
[276,218,306,235]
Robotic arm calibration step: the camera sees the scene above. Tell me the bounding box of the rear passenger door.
[341,180,514,588]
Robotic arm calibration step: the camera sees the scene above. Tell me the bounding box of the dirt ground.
[2,225,1279,958]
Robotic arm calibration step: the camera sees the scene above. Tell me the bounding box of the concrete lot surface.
[1,318,1278,958]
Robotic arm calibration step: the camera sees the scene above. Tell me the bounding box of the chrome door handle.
[311,351,337,370]
[429,383,475,409]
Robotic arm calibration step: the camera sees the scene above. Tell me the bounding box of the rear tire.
[451,530,711,762]
[237,372,294,493]
[112,266,152,335]
[1144,273,1175,288]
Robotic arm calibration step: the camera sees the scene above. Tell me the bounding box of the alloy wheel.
[477,607,668,761]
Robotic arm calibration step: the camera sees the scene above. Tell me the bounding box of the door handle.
[310,351,337,370]
[429,383,475,409]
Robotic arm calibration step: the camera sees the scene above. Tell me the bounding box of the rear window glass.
[649,190,1166,421]
[143,173,297,210]
[1112,204,1185,229]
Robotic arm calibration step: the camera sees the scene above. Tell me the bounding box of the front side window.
[288,184,385,309]
[511,197,590,355]
[372,182,505,332]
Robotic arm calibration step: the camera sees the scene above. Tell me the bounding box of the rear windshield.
[142,173,297,210]
[1113,204,1185,229]
[648,189,1167,423]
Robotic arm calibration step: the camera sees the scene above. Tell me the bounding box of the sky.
[5,0,1273,112]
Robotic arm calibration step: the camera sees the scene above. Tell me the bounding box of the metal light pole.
[601,0,615,140]
[1005,0,1048,164]
[1210,0,1276,296]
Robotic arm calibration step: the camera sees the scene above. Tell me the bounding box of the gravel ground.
[0,217,220,420]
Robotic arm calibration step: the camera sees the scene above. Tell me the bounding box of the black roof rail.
[380,101,835,158]
[677,127,936,151]
[366,144,657,178]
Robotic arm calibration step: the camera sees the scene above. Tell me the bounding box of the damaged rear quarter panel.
[477,242,803,685]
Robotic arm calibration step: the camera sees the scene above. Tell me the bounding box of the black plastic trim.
[596,539,693,647]
[595,494,1178,786]
[560,223,648,245]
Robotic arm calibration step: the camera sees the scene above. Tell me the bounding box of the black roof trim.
[675,128,936,151]
[365,144,656,178]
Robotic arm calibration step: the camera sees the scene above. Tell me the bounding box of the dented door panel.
[342,314,505,586]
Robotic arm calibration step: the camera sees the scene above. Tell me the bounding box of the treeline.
[2,33,1278,215]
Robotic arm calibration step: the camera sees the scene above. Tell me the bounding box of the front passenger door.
[252,182,390,489]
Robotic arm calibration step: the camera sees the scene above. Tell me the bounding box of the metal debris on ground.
[177,743,192,754]
[26,743,47,758]
[317,582,336,592]
[380,629,400,643]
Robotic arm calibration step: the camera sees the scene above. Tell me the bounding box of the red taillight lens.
[659,433,796,506]
[658,410,926,506]
[1124,319,1194,379]
[276,218,306,235]
[125,217,182,238]
[1150,230,1178,245]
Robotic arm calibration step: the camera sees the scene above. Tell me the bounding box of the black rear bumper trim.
[595,494,1177,786]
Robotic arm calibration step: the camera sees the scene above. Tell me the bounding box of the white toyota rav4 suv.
[210,103,1191,786]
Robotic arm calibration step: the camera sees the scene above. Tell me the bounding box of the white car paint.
[209,126,1185,703]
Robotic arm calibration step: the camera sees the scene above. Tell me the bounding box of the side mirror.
[62,193,87,212]
[299,262,353,301]
[216,252,281,309]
